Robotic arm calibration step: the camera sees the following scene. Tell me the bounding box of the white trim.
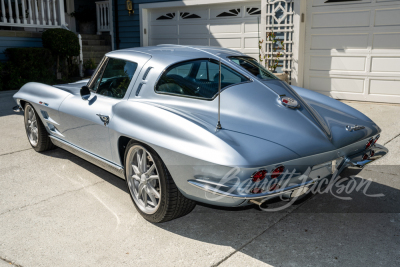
[109,0,114,50]
[139,0,258,47]
[292,0,307,87]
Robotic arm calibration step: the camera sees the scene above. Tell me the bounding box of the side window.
[156,59,249,99]
[88,57,108,91]
[96,58,138,99]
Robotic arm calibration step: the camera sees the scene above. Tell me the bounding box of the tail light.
[252,170,267,182]
[362,153,369,161]
[370,150,375,157]
[271,166,285,179]
[372,134,380,146]
[365,139,374,150]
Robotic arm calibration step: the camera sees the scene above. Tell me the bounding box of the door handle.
[96,114,110,126]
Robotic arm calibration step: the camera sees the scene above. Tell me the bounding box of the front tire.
[24,103,55,152]
[124,141,196,223]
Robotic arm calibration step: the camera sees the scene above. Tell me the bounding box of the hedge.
[1,48,56,90]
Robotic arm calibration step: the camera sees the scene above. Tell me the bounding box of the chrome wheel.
[126,145,161,214]
[25,105,38,146]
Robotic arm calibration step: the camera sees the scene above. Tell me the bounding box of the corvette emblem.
[346,125,365,132]
[281,96,300,109]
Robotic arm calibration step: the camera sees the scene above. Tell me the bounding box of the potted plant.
[70,6,97,34]
[83,58,97,77]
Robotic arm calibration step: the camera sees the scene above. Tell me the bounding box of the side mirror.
[80,86,91,100]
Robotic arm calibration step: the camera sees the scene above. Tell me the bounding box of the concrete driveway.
[0,90,399,267]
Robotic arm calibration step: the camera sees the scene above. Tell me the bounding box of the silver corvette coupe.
[13,45,388,222]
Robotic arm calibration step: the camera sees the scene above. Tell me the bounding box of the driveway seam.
[0,148,32,157]
[212,198,312,267]
[384,132,400,145]
[0,180,106,217]
[0,256,23,267]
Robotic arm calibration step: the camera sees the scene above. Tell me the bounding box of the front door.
[58,57,139,162]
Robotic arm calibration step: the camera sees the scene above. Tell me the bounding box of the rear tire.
[124,140,196,223]
[24,103,55,152]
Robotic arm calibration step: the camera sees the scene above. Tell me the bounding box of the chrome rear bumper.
[188,144,388,201]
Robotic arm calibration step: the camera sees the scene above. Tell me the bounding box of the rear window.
[229,56,277,81]
[155,59,249,99]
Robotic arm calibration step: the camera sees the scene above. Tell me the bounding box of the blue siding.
[113,0,179,49]
[0,37,42,61]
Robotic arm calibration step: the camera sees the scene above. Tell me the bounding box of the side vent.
[136,83,144,96]
[47,123,56,132]
[142,67,153,80]
[41,110,49,119]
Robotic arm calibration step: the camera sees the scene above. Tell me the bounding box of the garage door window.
[156,59,249,99]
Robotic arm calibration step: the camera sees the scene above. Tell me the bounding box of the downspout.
[114,0,120,49]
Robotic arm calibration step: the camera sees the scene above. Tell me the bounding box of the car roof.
[106,45,246,60]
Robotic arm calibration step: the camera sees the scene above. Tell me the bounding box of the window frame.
[86,56,139,99]
[154,58,253,101]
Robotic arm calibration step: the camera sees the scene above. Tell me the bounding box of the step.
[82,45,111,52]
[83,51,108,59]
[80,34,103,40]
[82,40,106,46]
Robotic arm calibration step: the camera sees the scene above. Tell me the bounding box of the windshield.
[229,56,277,81]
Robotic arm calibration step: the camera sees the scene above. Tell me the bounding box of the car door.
[58,56,141,162]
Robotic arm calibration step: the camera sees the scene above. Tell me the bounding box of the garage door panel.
[373,33,400,49]
[309,76,365,93]
[370,79,400,95]
[209,23,242,34]
[210,38,241,48]
[150,38,178,46]
[179,38,209,46]
[244,37,258,49]
[371,57,400,72]
[244,20,259,33]
[311,34,369,50]
[310,56,366,71]
[312,10,370,28]
[151,25,177,36]
[375,8,400,26]
[179,24,209,34]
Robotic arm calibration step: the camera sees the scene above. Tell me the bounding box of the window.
[94,58,138,99]
[180,12,201,19]
[216,8,241,17]
[156,59,249,99]
[229,56,277,81]
[156,13,175,20]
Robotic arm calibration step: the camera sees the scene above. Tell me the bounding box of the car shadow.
[41,147,400,266]
[0,90,23,117]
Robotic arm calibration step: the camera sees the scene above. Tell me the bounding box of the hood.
[53,79,90,95]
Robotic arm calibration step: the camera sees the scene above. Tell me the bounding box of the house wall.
[0,31,43,62]
[113,0,179,49]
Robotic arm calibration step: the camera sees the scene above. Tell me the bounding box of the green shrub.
[42,28,80,59]
[83,58,96,70]
[3,48,56,90]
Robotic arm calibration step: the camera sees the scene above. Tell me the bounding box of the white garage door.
[303,0,400,103]
[147,2,261,59]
